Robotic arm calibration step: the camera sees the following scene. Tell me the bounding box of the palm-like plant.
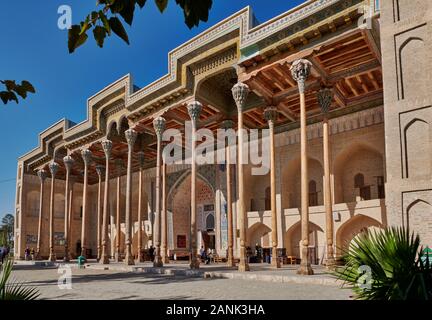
[0,259,40,300]
[335,227,432,300]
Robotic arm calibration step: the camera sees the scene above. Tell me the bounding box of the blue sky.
[0,0,304,220]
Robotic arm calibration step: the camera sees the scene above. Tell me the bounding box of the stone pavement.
[15,260,345,286]
[10,261,353,300]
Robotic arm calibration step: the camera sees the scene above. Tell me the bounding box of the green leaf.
[3,80,17,92]
[91,10,99,21]
[155,0,168,13]
[14,86,27,99]
[0,92,9,104]
[0,91,19,104]
[80,16,90,35]
[109,0,125,14]
[93,26,107,48]
[68,25,89,53]
[99,10,111,35]
[119,0,135,25]
[109,17,130,44]
[176,0,212,29]
[21,81,35,93]
[136,0,147,8]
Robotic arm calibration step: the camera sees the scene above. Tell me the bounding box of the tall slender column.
[36,169,47,260]
[115,159,123,262]
[222,120,236,267]
[80,149,92,259]
[291,59,314,275]
[68,177,75,258]
[95,165,104,261]
[101,140,112,264]
[161,161,169,264]
[232,83,250,272]
[48,161,59,262]
[63,156,74,262]
[187,101,202,270]
[318,87,336,268]
[153,116,166,267]
[136,151,145,263]
[125,128,137,265]
[264,107,281,268]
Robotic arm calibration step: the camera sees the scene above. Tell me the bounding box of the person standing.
[149,245,155,262]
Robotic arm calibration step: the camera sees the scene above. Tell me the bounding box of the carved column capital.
[231,82,250,112]
[125,128,138,147]
[63,156,74,172]
[317,87,334,114]
[101,140,112,157]
[221,119,235,130]
[137,151,145,168]
[264,107,279,124]
[290,59,312,93]
[81,149,92,166]
[153,117,166,137]
[48,162,59,177]
[187,101,203,122]
[37,169,47,182]
[96,165,104,178]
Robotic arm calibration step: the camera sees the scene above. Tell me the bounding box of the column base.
[190,256,200,269]
[153,255,164,267]
[226,257,236,268]
[324,257,336,270]
[114,252,122,262]
[80,247,87,259]
[271,247,280,268]
[125,252,135,265]
[48,253,57,262]
[238,263,250,272]
[271,258,281,268]
[100,255,110,264]
[297,263,314,275]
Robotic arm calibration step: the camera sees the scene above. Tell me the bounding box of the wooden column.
[317,87,336,268]
[136,151,145,263]
[232,83,250,272]
[80,149,92,259]
[187,101,202,270]
[125,128,137,265]
[291,59,314,275]
[95,165,104,262]
[68,178,75,258]
[48,162,59,262]
[222,120,236,267]
[100,140,112,264]
[115,159,123,262]
[264,107,281,268]
[161,161,169,264]
[63,156,74,262]
[153,116,166,267]
[36,169,47,260]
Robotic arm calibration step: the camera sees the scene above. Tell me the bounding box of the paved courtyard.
[10,263,353,300]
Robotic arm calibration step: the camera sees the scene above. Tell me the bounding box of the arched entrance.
[169,172,215,253]
[335,214,382,256]
[285,221,324,264]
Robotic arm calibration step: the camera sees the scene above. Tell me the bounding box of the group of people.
[0,245,11,264]
[24,247,36,261]
[200,246,214,265]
